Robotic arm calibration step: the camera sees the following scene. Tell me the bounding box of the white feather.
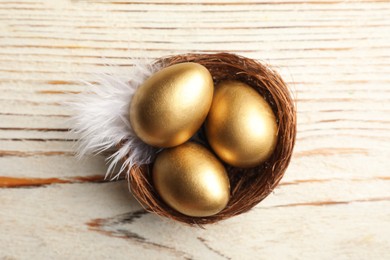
[67,60,161,180]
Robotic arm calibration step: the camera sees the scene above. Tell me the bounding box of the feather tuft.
[67,60,160,180]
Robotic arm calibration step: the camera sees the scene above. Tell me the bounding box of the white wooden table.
[1,1,389,259]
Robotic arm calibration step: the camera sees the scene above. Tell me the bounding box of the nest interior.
[127,53,297,225]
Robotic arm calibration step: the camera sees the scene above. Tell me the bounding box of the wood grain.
[1,0,389,259]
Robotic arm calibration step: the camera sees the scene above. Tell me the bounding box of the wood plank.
[0,0,389,258]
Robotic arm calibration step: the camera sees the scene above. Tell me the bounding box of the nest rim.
[127,52,297,225]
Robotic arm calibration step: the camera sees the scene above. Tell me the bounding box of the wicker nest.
[127,53,296,225]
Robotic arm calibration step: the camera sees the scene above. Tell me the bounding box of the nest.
[126,53,296,225]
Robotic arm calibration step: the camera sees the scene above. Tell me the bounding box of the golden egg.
[129,62,214,148]
[153,142,230,217]
[205,80,278,168]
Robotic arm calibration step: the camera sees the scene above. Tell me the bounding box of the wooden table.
[1,1,389,259]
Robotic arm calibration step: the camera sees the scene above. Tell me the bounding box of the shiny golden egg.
[152,142,230,217]
[205,80,278,168]
[129,62,214,148]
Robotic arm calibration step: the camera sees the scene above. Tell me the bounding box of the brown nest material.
[127,53,297,225]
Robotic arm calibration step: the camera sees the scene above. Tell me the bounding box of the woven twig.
[126,53,297,225]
